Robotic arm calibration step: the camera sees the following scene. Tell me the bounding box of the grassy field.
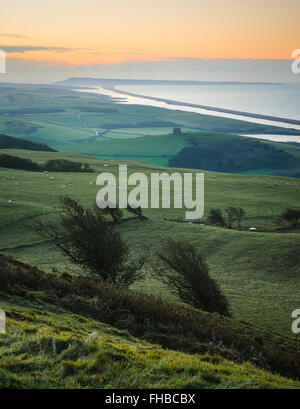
[2,292,300,389]
[1,83,300,168]
[0,149,299,338]
[1,84,300,388]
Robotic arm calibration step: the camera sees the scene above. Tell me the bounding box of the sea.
[76,82,300,142]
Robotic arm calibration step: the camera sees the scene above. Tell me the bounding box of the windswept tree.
[154,238,230,317]
[277,208,300,227]
[207,208,227,228]
[34,197,146,286]
[226,207,245,231]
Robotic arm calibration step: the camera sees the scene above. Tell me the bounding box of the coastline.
[74,85,300,134]
[111,85,300,128]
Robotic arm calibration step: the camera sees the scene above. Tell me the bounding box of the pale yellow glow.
[1,0,299,64]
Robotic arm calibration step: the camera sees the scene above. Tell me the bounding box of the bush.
[0,153,41,171]
[277,208,300,227]
[44,159,94,173]
[226,207,245,230]
[154,238,230,317]
[34,197,146,286]
[207,208,227,228]
[207,207,245,230]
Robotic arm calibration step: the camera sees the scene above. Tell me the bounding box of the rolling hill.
[0,149,299,338]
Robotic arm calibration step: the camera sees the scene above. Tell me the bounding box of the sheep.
[50,176,55,180]
[8,200,13,204]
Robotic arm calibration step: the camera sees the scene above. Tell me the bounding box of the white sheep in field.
[8,200,13,204]
[89,181,93,185]
[16,182,19,186]
[50,176,55,180]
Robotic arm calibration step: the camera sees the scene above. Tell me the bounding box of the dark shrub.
[154,238,230,317]
[226,207,245,230]
[0,153,40,171]
[34,197,145,286]
[44,159,93,173]
[278,208,300,227]
[207,208,227,228]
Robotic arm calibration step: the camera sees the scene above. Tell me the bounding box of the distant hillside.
[0,134,56,152]
[169,138,299,172]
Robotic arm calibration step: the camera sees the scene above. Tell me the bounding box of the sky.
[0,0,300,82]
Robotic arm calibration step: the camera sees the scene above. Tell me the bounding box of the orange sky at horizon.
[1,0,299,65]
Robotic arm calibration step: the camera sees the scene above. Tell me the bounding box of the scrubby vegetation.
[277,208,300,228]
[0,153,40,171]
[1,253,300,386]
[34,197,146,287]
[2,294,299,389]
[207,207,246,230]
[0,153,94,173]
[44,159,93,173]
[154,238,230,316]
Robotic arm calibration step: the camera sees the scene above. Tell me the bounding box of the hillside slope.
[1,255,300,389]
[0,134,55,152]
[0,150,299,338]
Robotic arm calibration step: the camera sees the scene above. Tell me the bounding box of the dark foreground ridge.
[1,253,300,382]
